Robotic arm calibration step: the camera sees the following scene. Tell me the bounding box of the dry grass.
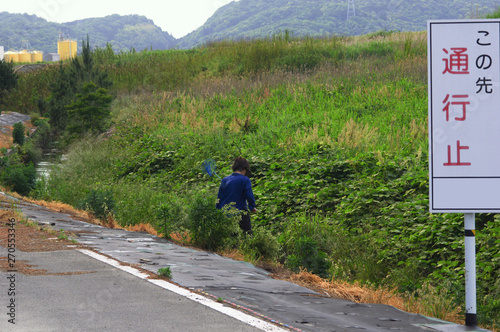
[285,269,464,326]
[0,127,13,149]
[169,231,192,245]
[337,118,379,149]
[124,223,158,236]
[0,209,82,252]
[24,197,94,221]
[219,248,464,325]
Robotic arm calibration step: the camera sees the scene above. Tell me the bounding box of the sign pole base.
[466,313,478,327]
[465,213,477,327]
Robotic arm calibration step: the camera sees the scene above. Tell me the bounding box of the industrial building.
[3,50,43,63]
[3,33,77,63]
[43,53,60,62]
[57,38,77,61]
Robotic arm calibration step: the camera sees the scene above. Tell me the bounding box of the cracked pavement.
[0,192,489,332]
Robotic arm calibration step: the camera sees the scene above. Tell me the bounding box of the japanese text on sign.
[428,20,500,212]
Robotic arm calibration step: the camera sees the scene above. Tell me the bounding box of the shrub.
[30,176,51,201]
[22,141,43,166]
[240,227,280,261]
[186,193,240,251]
[286,236,332,278]
[30,118,51,149]
[79,189,115,220]
[12,122,25,146]
[155,201,183,239]
[275,52,322,71]
[1,162,36,196]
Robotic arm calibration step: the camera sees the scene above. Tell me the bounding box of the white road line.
[77,249,290,332]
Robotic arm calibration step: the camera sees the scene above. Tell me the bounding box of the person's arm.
[244,178,256,212]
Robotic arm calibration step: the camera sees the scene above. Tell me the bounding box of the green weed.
[157,266,172,279]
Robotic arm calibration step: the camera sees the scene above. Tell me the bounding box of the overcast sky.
[2,0,237,38]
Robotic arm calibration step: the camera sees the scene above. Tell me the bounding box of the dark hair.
[232,157,251,176]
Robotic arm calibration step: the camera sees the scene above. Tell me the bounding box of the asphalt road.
[0,248,273,332]
[0,192,491,332]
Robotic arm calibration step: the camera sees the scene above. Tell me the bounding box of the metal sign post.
[464,213,477,326]
[428,19,500,327]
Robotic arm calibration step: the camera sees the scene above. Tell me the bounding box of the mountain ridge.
[1,0,499,53]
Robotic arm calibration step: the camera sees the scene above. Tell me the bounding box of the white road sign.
[428,20,500,212]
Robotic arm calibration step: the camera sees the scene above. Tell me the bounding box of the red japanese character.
[442,94,470,121]
[443,140,471,166]
[442,48,469,74]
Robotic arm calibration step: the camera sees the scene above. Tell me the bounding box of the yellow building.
[4,51,19,62]
[58,39,77,60]
[3,50,44,63]
[18,50,31,63]
[31,51,43,63]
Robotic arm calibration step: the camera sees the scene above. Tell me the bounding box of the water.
[36,153,65,180]
[36,160,54,179]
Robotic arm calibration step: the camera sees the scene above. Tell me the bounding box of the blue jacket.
[216,173,256,211]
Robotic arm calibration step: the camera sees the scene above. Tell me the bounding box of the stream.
[36,152,65,180]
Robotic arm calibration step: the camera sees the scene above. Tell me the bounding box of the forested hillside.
[178,0,500,48]
[2,0,500,52]
[0,12,176,53]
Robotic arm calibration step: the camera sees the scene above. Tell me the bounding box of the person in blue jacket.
[216,157,256,235]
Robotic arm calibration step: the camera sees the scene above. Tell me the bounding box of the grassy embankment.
[3,31,500,329]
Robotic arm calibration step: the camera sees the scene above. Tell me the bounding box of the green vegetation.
[157,266,172,279]
[45,36,113,139]
[12,122,25,146]
[0,59,18,102]
[57,229,68,240]
[0,157,36,196]
[2,29,500,329]
[186,194,240,251]
[78,188,115,221]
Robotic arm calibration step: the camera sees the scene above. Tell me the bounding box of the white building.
[43,53,60,62]
[0,46,4,61]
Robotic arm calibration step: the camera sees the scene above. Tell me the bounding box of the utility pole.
[347,0,356,20]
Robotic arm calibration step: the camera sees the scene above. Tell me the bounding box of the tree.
[66,82,113,135]
[12,122,25,146]
[0,59,18,103]
[45,35,113,135]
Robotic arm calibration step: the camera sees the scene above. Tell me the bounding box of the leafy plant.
[79,189,115,220]
[157,266,172,279]
[186,193,240,251]
[155,201,182,239]
[46,36,113,135]
[1,161,37,196]
[285,236,331,278]
[57,229,68,240]
[240,227,280,261]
